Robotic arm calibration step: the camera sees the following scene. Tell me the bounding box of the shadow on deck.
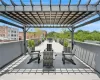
[0,53,95,75]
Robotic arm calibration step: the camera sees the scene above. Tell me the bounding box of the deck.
[0,40,100,80]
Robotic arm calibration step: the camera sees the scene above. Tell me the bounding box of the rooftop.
[0,40,100,80]
[0,0,100,80]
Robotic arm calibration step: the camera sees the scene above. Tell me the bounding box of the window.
[14,34,16,37]
[8,30,10,32]
[11,34,13,36]
[14,38,16,40]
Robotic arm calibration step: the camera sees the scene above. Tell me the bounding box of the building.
[19,30,47,40]
[19,32,35,40]
[0,26,19,41]
[41,30,47,38]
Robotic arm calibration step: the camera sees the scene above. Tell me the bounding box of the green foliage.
[38,40,41,43]
[46,31,57,38]
[28,40,35,48]
[74,30,100,42]
[46,30,70,39]
[46,30,100,42]
[63,41,68,47]
[42,38,44,40]
[35,28,42,35]
[42,38,46,42]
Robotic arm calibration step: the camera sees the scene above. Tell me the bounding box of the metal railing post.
[71,27,74,50]
[23,26,27,54]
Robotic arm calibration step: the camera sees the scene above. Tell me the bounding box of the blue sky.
[0,0,100,33]
[1,0,99,5]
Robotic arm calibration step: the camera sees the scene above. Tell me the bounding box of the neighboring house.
[19,30,47,40]
[0,26,19,41]
[19,32,36,40]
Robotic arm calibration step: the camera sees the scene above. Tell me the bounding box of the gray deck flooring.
[12,40,90,73]
[15,53,88,69]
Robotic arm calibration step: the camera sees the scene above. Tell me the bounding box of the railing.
[0,41,24,69]
[1,39,100,73]
[74,41,100,73]
[56,38,100,73]
[0,39,42,69]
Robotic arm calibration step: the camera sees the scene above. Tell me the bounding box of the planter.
[35,40,41,46]
[42,40,44,42]
[55,39,57,42]
[57,39,59,43]
[63,47,71,53]
[61,40,63,45]
[30,47,35,51]
[63,47,67,53]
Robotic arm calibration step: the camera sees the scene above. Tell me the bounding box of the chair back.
[47,44,52,51]
[43,50,53,67]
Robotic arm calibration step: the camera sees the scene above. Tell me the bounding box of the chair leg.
[38,57,40,64]
[27,58,33,64]
[62,57,63,61]
[62,54,65,64]
[38,54,40,64]
[62,57,65,64]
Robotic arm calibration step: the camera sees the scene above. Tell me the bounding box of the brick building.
[0,26,19,41]
[0,26,8,39]
[19,30,47,40]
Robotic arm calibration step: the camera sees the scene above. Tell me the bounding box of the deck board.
[14,53,88,69]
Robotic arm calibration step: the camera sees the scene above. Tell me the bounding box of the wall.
[8,27,19,41]
[0,41,24,69]
[0,26,8,38]
[0,26,19,41]
[74,42,100,73]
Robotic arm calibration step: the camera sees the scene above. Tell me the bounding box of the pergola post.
[71,27,74,51]
[23,26,27,54]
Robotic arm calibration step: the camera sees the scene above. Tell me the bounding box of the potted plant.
[55,39,57,42]
[60,39,64,45]
[42,38,44,42]
[57,38,59,43]
[28,40,35,51]
[38,40,41,45]
[63,40,68,52]
[55,38,57,42]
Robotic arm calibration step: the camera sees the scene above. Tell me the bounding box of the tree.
[35,28,42,35]
[34,28,44,39]
[47,29,100,42]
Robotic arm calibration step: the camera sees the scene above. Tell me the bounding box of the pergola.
[0,0,100,54]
